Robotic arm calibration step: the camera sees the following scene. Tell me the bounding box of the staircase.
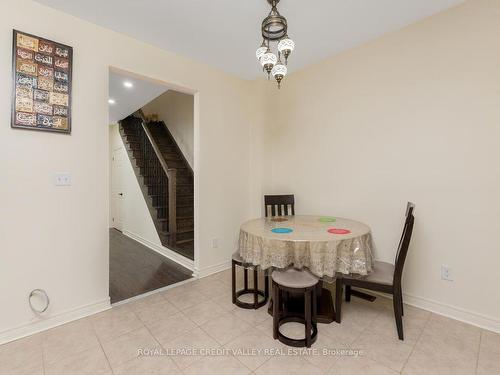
[119,114,194,260]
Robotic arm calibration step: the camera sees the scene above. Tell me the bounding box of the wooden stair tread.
[158,216,193,221]
[148,188,192,196]
[159,229,193,236]
[176,239,194,245]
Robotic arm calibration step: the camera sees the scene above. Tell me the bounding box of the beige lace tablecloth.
[238,215,374,278]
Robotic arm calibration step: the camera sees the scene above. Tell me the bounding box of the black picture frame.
[11,29,73,134]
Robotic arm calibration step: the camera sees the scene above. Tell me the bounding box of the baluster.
[137,119,178,245]
[168,168,177,246]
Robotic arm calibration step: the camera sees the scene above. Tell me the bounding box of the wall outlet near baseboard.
[211,238,219,248]
[441,265,453,281]
[54,173,71,186]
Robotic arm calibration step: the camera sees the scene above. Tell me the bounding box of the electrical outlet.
[441,265,453,281]
[211,238,219,248]
[54,173,71,186]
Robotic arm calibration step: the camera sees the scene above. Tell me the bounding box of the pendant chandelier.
[256,0,295,89]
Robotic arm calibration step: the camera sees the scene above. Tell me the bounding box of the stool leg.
[264,275,269,302]
[244,268,248,291]
[273,281,279,339]
[231,260,236,304]
[283,291,288,316]
[253,268,258,309]
[312,286,317,325]
[305,289,312,348]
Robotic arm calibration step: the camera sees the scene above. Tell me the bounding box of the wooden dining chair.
[264,194,295,217]
[335,202,415,341]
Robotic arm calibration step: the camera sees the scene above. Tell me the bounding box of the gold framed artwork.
[11,30,73,134]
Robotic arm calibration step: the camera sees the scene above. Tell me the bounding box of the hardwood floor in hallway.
[109,229,192,303]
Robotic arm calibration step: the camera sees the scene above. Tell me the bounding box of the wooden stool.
[272,268,319,347]
[231,252,269,309]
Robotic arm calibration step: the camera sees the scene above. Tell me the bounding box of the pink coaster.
[328,228,351,235]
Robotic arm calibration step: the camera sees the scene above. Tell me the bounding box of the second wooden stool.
[272,268,319,347]
[231,252,269,309]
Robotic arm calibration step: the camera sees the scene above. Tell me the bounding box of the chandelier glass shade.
[260,51,277,67]
[256,0,294,88]
[271,61,287,88]
[256,45,268,60]
[277,37,295,63]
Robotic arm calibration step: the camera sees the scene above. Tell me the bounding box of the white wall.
[0,0,260,343]
[268,0,500,331]
[142,91,194,168]
[109,124,162,246]
[247,80,275,218]
[2,0,499,344]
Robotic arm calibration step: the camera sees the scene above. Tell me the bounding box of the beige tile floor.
[1,269,499,375]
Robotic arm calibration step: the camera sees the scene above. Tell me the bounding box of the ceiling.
[108,70,167,124]
[36,0,464,79]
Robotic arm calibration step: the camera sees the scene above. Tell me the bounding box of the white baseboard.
[402,292,500,333]
[0,298,110,345]
[195,260,231,278]
[122,230,194,272]
[113,277,196,307]
[368,290,500,333]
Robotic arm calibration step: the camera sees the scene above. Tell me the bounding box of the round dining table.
[238,215,375,323]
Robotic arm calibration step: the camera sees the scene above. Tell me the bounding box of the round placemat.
[271,217,288,222]
[271,228,294,234]
[327,228,351,235]
[319,217,336,223]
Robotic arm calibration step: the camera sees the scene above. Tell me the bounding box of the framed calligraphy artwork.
[11,30,72,133]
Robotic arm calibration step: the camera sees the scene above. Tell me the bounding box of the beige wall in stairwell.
[109,124,163,249]
[142,90,194,169]
[0,0,260,342]
[267,0,500,329]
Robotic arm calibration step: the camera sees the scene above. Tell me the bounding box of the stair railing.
[160,121,194,177]
[135,111,177,246]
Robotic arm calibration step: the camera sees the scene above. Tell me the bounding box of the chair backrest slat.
[394,202,415,284]
[264,195,295,218]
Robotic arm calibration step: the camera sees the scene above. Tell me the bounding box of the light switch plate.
[54,173,71,186]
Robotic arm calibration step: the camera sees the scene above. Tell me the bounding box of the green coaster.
[319,217,336,223]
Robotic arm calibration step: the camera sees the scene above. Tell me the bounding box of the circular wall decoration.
[28,289,50,314]
[319,217,336,223]
[271,228,294,234]
[328,228,351,235]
